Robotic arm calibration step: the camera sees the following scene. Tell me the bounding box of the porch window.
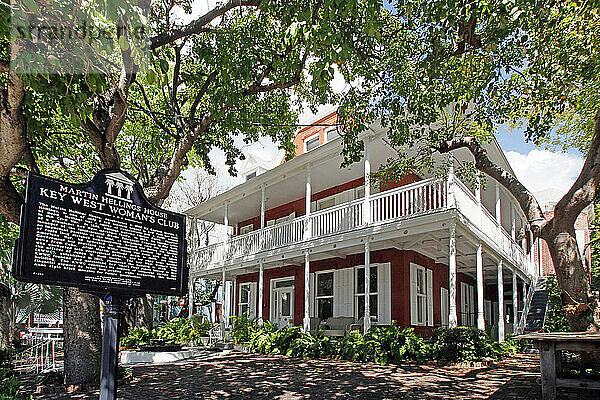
[410,263,433,326]
[315,272,334,320]
[355,266,378,318]
[238,282,257,319]
[460,282,475,327]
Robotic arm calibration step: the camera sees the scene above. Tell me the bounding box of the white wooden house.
[185,112,539,340]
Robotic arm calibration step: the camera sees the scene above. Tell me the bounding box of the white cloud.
[505,149,584,195]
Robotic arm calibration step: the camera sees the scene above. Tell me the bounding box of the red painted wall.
[234,247,481,336]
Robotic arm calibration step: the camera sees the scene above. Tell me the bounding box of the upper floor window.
[304,134,320,152]
[246,171,257,181]
[324,127,339,143]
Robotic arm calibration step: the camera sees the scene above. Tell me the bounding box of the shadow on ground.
[21,353,599,399]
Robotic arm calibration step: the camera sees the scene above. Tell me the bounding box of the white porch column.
[495,181,502,227]
[512,271,518,327]
[476,244,485,331]
[476,174,482,226]
[497,260,505,342]
[232,276,237,319]
[188,277,195,318]
[364,241,371,332]
[221,266,227,331]
[448,224,458,328]
[260,186,266,228]
[258,260,264,324]
[522,277,528,308]
[224,203,229,235]
[447,157,456,209]
[303,252,310,332]
[511,204,516,241]
[364,137,371,224]
[305,169,312,240]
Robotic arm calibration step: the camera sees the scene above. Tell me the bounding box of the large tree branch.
[149,0,261,50]
[144,115,212,202]
[243,51,308,95]
[188,71,217,123]
[438,136,546,234]
[551,108,600,229]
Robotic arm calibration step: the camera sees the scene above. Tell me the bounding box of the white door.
[273,287,294,328]
[271,278,295,328]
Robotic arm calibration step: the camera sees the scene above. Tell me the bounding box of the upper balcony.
[186,129,536,280]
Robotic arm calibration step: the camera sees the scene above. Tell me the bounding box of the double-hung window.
[304,134,320,152]
[315,272,334,320]
[410,263,433,326]
[238,282,256,319]
[355,266,378,318]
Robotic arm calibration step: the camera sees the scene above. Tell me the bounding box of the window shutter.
[469,285,475,326]
[410,263,417,325]
[440,287,449,327]
[426,269,433,326]
[377,263,391,325]
[309,273,315,318]
[333,269,353,317]
[249,282,257,319]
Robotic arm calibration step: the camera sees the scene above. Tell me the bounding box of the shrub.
[248,321,279,354]
[120,327,151,349]
[544,275,570,332]
[288,330,337,358]
[230,316,258,344]
[0,367,19,400]
[430,327,499,362]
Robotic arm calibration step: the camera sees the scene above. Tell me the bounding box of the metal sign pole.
[100,293,121,400]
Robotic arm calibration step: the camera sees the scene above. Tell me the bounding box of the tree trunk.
[121,295,153,335]
[0,294,9,349]
[542,224,599,331]
[63,288,101,386]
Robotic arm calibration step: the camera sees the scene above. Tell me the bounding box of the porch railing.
[515,274,539,334]
[191,177,528,274]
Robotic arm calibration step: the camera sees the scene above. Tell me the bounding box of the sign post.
[12,169,188,399]
[99,293,122,400]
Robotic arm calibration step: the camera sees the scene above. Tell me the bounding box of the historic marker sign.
[13,169,187,296]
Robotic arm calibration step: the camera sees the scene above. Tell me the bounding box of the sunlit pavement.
[24,352,600,399]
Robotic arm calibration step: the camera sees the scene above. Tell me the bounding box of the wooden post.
[512,271,518,327]
[476,244,485,330]
[495,181,502,227]
[364,137,371,224]
[364,241,371,332]
[449,224,458,328]
[539,341,557,400]
[303,252,310,333]
[258,260,264,324]
[260,186,266,228]
[305,169,312,240]
[497,260,505,342]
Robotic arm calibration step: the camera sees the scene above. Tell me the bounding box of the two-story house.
[185,112,539,341]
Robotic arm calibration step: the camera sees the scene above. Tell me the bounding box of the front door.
[271,278,294,328]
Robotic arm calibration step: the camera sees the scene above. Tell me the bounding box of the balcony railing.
[190,178,529,275]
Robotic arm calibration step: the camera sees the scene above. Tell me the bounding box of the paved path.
[24,353,600,399]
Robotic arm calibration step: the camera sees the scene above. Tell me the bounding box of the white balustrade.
[190,178,528,276]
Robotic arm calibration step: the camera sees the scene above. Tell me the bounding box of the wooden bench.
[514,332,600,400]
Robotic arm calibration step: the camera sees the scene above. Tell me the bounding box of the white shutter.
[410,263,417,325]
[249,282,257,319]
[377,263,392,325]
[426,269,433,326]
[440,287,449,327]
[334,268,353,317]
[309,273,315,318]
[469,285,475,326]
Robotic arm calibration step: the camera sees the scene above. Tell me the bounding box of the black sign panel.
[13,169,187,296]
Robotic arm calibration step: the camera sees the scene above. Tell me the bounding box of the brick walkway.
[24,352,600,399]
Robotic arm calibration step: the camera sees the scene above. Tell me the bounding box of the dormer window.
[246,171,257,181]
[324,127,339,143]
[304,134,320,152]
